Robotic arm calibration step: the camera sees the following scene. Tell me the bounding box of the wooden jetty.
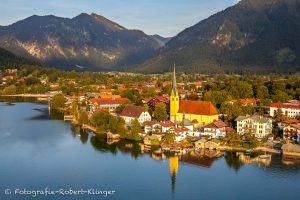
[64,115,74,121]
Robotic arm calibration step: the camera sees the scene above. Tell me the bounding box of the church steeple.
[170,63,179,122]
[172,63,178,96]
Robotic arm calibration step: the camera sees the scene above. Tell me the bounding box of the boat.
[5,102,15,106]
[259,154,271,159]
[245,149,253,154]
[259,142,272,159]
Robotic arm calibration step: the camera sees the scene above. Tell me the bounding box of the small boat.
[245,149,253,154]
[5,102,15,106]
[259,154,271,159]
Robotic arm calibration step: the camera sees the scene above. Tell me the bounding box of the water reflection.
[1,102,300,199]
[169,157,179,194]
[75,128,300,194]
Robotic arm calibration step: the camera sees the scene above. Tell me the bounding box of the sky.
[0,0,240,37]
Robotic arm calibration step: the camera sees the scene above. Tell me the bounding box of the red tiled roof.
[204,120,226,128]
[3,76,13,79]
[159,121,175,127]
[176,127,189,133]
[120,105,146,118]
[270,102,300,109]
[280,118,300,124]
[90,97,128,104]
[143,98,152,101]
[144,121,159,126]
[290,123,300,130]
[178,100,219,116]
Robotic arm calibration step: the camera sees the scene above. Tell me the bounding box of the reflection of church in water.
[168,151,223,193]
[169,157,179,194]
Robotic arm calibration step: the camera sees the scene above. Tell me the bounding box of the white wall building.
[235,115,272,138]
[120,105,151,126]
[269,102,300,118]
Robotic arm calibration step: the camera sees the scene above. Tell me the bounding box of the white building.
[235,115,272,138]
[283,123,300,142]
[203,120,227,138]
[269,102,300,118]
[120,105,151,126]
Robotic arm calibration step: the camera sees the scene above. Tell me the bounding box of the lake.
[0,102,300,200]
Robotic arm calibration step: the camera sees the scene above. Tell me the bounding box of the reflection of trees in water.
[70,125,89,144]
[224,152,244,172]
[80,130,89,144]
[50,109,64,120]
[0,96,47,104]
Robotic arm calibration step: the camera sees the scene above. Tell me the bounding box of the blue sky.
[0,0,239,37]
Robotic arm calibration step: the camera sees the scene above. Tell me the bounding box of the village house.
[90,97,128,113]
[144,121,164,134]
[4,68,18,74]
[147,95,170,111]
[175,127,189,142]
[235,115,272,138]
[269,102,300,118]
[120,105,151,126]
[283,123,300,142]
[202,120,227,138]
[278,118,300,130]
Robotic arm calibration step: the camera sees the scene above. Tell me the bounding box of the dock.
[64,115,74,121]
[82,124,98,132]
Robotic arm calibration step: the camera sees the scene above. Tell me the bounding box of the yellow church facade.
[170,66,219,127]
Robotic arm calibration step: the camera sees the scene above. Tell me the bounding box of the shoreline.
[0,94,50,98]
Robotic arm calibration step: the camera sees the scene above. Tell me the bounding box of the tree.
[162,132,175,144]
[154,102,168,121]
[256,86,269,99]
[131,118,142,135]
[273,108,288,123]
[116,118,127,135]
[50,94,66,110]
[272,91,290,103]
[78,110,89,124]
[228,81,253,99]
[90,110,111,128]
[2,85,17,95]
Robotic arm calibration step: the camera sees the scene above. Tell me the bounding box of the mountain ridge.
[136,0,300,74]
[0,13,164,71]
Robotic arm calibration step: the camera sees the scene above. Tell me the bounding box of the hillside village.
[1,66,300,156]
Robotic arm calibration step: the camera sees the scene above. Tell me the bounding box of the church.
[170,66,219,127]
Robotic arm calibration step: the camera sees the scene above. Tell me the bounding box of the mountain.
[150,35,172,46]
[137,0,300,74]
[0,47,37,68]
[0,13,161,71]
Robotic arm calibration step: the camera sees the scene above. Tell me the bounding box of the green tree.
[154,102,168,121]
[272,91,290,102]
[131,118,142,135]
[78,110,89,124]
[256,86,269,99]
[50,94,66,110]
[162,132,175,144]
[2,85,17,95]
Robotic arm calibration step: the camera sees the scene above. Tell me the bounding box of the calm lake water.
[0,102,300,200]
